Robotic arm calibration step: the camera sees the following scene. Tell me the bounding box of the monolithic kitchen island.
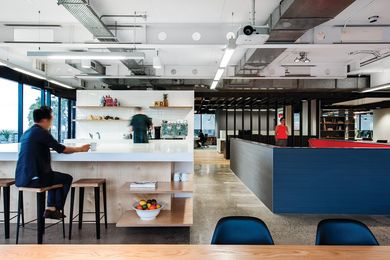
[0,140,194,227]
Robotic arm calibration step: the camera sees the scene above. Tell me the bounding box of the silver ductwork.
[66,60,106,75]
[57,0,146,76]
[235,0,356,76]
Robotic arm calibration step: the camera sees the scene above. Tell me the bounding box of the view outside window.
[51,95,59,140]
[194,114,216,137]
[23,85,41,132]
[60,98,69,142]
[202,114,216,137]
[194,114,201,136]
[0,78,18,143]
[356,113,373,139]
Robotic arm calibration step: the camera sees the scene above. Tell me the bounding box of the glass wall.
[60,98,69,142]
[194,114,216,137]
[202,114,216,137]
[23,85,41,132]
[0,78,18,143]
[51,95,59,140]
[194,114,201,136]
[0,74,74,143]
[356,113,373,139]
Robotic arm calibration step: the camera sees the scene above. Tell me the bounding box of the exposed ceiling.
[0,0,390,93]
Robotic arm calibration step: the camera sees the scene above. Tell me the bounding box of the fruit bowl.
[132,200,164,221]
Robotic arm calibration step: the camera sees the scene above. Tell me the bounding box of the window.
[194,114,201,136]
[23,85,41,132]
[60,98,69,142]
[294,113,300,131]
[356,113,373,139]
[202,114,216,137]
[194,114,216,137]
[51,95,59,140]
[0,78,19,143]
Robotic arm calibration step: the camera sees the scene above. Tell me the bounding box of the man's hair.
[280,117,285,122]
[33,106,53,123]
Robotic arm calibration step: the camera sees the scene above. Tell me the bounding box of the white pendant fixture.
[48,79,74,89]
[27,51,145,60]
[153,50,162,69]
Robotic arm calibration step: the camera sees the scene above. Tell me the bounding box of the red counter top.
[309,138,390,148]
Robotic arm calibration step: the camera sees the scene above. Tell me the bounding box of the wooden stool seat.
[16,184,65,244]
[0,178,15,187]
[0,178,16,239]
[72,179,106,188]
[69,178,107,240]
[18,184,63,193]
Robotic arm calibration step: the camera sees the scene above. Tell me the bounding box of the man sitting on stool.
[15,106,90,219]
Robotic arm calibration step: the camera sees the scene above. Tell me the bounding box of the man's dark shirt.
[130,114,152,132]
[130,114,152,143]
[15,124,65,187]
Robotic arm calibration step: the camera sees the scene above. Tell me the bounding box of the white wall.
[373,108,390,142]
[76,90,194,140]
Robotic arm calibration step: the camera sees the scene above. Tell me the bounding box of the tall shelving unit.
[320,110,355,140]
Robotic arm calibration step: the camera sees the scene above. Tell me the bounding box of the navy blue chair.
[315,219,379,246]
[211,216,274,245]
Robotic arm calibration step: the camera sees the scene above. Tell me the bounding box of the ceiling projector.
[236,25,269,45]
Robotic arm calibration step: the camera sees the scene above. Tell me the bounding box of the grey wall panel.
[230,138,274,210]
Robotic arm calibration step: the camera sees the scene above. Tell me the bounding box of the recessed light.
[192,32,201,41]
[158,32,167,41]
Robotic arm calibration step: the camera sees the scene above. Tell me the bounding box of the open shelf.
[149,106,192,110]
[75,105,136,109]
[126,181,193,194]
[116,198,193,227]
[74,119,128,122]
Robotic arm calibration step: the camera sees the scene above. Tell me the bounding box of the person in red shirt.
[275,117,288,147]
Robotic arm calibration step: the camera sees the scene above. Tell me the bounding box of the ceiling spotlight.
[368,15,379,23]
[294,52,310,63]
[153,50,162,69]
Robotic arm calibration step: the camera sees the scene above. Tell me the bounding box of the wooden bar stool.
[69,179,107,240]
[16,184,66,244]
[0,178,22,239]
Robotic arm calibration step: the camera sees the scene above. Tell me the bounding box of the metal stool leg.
[20,191,25,227]
[60,188,65,239]
[102,182,108,229]
[94,186,101,239]
[3,186,10,239]
[36,192,46,244]
[16,191,22,244]
[68,187,75,240]
[78,187,84,230]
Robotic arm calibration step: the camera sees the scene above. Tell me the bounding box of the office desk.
[0,245,389,260]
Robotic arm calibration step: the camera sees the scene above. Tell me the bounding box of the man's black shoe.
[43,209,66,219]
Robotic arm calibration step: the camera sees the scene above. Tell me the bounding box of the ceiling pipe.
[56,0,147,76]
[251,0,256,26]
[235,0,356,77]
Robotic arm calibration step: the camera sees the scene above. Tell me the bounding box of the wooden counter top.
[0,245,389,260]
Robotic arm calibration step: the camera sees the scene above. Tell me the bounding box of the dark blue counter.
[230,138,390,215]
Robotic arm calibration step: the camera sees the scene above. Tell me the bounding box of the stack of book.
[129,181,157,189]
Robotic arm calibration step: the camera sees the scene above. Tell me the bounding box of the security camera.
[368,15,379,23]
[243,25,255,36]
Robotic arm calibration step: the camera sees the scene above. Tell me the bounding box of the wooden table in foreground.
[0,245,390,260]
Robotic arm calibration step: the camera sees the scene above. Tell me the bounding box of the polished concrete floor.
[1,149,389,244]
